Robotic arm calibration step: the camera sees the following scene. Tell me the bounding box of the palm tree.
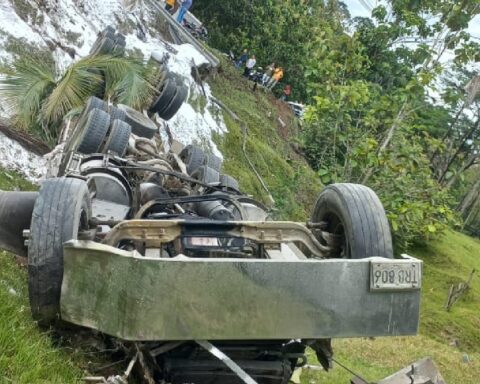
[0,54,157,145]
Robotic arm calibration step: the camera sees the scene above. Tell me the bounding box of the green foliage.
[298,1,480,249]
[211,56,322,220]
[0,58,56,133]
[0,54,156,145]
[192,0,344,101]
[303,230,480,384]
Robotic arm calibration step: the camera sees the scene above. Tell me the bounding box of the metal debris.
[377,357,446,384]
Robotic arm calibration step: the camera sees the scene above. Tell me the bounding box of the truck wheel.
[113,34,126,56]
[180,145,205,174]
[109,105,127,122]
[94,36,115,55]
[204,154,222,172]
[149,78,177,115]
[158,85,188,121]
[83,96,108,113]
[77,108,111,154]
[311,183,393,259]
[103,120,131,156]
[118,104,157,139]
[191,165,220,184]
[220,174,240,192]
[28,178,91,326]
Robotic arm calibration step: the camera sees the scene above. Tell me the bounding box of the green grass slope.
[302,230,480,384]
[210,57,322,220]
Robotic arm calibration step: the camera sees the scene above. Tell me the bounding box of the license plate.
[370,261,421,291]
[187,237,219,247]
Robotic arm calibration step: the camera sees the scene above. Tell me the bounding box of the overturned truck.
[0,33,422,384]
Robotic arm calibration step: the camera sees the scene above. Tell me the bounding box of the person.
[165,0,175,11]
[176,0,192,24]
[243,55,256,77]
[235,49,248,69]
[262,63,275,86]
[267,66,284,90]
[168,0,180,15]
[280,84,291,101]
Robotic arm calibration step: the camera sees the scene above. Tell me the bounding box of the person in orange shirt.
[165,0,175,12]
[268,67,284,90]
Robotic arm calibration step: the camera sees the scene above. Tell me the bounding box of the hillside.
[0,1,480,383]
[1,63,480,383]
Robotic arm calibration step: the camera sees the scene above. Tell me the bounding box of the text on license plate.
[370,262,421,291]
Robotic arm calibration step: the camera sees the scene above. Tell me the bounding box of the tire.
[180,145,205,174]
[104,26,116,35]
[204,154,222,172]
[220,174,240,192]
[95,36,115,55]
[115,33,126,44]
[113,43,126,57]
[311,183,393,259]
[103,120,131,156]
[67,97,108,151]
[83,96,108,114]
[108,105,126,122]
[28,177,91,326]
[149,78,177,115]
[77,108,111,154]
[158,85,188,121]
[191,165,220,184]
[113,34,126,56]
[117,104,157,139]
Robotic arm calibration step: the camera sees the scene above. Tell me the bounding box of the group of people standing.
[165,0,192,24]
[236,49,284,91]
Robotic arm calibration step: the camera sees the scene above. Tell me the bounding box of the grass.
[0,168,84,383]
[211,56,322,220]
[301,230,480,384]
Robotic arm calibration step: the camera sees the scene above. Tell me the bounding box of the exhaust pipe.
[0,191,38,257]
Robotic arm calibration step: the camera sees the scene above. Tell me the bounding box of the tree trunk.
[458,178,480,217]
[0,120,51,155]
[445,152,478,189]
[361,103,407,184]
[438,115,480,184]
[430,102,466,164]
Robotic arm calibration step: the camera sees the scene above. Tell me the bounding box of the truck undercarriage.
[0,28,422,383]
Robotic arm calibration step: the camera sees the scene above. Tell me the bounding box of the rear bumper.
[61,240,421,341]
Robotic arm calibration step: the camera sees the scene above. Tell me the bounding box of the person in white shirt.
[243,55,256,77]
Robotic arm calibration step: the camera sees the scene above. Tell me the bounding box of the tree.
[0,55,157,144]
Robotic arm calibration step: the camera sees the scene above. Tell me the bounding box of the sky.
[343,0,480,39]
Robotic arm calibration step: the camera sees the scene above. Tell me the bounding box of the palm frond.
[42,56,104,124]
[113,63,158,109]
[0,59,56,128]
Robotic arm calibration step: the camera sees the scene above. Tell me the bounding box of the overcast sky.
[343,0,480,39]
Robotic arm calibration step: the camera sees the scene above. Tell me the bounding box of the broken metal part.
[308,339,333,371]
[377,357,446,384]
[195,340,258,384]
[150,341,185,357]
